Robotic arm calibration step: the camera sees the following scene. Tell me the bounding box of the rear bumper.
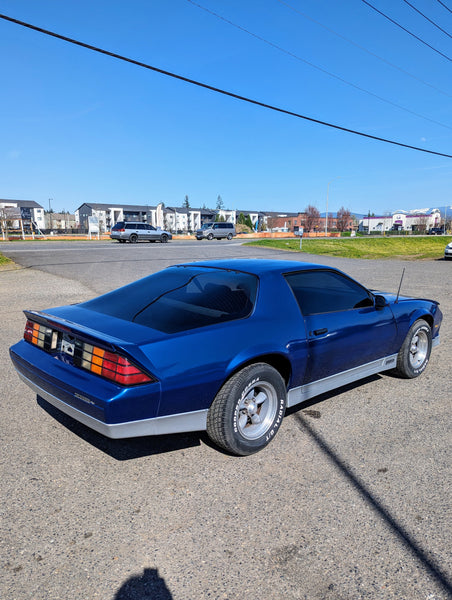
[10,340,206,438]
[16,369,207,439]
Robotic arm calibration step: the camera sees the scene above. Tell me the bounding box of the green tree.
[216,195,224,210]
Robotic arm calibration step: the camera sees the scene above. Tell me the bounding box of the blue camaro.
[10,260,442,455]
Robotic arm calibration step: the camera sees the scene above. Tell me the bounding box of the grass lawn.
[246,236,452,260]
[0,252,13,268]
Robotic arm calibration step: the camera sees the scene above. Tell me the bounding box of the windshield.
[81,266,258,333]
[200,223,213,230]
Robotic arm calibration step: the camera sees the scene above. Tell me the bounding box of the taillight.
[24,319,155,386]
[24,319,58,350]
[24,319,35,343]
[81,344,154,385]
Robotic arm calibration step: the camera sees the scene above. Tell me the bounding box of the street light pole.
[325,177,340,236]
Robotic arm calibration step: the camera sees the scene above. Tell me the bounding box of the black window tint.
[82,268,258,334]
[133,271,257,333]
[125,223,134,229]
[285,270,373,315]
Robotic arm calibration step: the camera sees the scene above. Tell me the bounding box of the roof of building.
[0,199,43,209]
[76,202,158,212]
[264,211,300,218]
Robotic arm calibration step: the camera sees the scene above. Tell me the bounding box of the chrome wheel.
[409,329,429,370]
[206,363,286,455]
[395,319,432,379]
[236,381,278,440]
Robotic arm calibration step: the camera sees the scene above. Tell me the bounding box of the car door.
[134,224,147,240]
[285,270,397,384]
[147,225,158,241]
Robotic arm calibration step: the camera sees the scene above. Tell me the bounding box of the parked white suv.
[196,222,236,240]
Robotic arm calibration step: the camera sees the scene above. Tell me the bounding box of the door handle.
[313,328,328,336]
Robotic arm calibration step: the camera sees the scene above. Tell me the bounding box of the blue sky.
[1,0,451,215]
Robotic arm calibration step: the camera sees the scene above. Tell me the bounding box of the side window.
[285,270,373,315]
[213,224,219,229]
[125,223,133,229]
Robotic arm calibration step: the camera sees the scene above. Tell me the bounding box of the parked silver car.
[110,222,172,243]
[445,240,452,260]
[196,222,236,240]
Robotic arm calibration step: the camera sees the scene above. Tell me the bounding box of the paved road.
[1,240,451,600]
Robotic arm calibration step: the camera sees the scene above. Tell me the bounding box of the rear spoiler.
[23,310,123,352]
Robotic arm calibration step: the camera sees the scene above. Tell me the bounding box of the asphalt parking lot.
[1,240,451,600]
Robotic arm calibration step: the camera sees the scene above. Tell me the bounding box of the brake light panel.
[23,319,155,386]
[81,344,153,385]
[24,320,58,351]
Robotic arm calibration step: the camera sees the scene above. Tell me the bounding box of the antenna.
[395,268,405,303]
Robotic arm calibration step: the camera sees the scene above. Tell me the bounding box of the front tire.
[207,233,214,240]
[160,234,168,243]
[394,319,432,379]
[206,363,286,456]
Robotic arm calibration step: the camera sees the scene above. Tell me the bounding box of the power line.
[401,0,452,39]
[0,12,451,159]
[436,0,452,15]
[187,0,451,130]
[277,0,452,99]
[361,0,452,62]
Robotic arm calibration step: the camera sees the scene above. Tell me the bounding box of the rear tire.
[206,363,286,456]
[394,319,432,379]
[227,233,233,240]
[129,234,138,243]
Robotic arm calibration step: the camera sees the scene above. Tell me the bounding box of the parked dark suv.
[110,222,172,243]
[427,227,444,235]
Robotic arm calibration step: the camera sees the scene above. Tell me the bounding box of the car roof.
[174,259,332,276]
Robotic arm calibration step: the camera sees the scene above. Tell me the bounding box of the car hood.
[371,290,439,306]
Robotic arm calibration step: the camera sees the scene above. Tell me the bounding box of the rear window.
[112,222,125,230]
[81,267,258,334]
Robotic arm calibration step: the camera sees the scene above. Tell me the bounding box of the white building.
[359,209,441,233]
[0,199,46,231]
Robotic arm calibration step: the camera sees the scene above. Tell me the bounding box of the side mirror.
[374,295,387,309]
